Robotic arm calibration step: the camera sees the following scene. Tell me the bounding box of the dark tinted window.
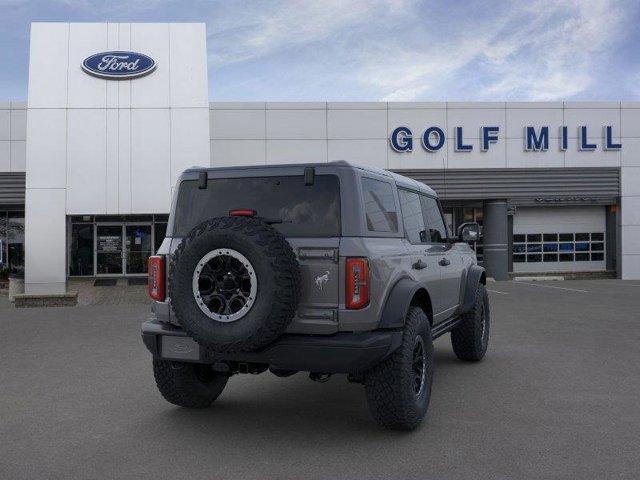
[154,222,167,252]
[362,178,398,233]
[69,224,94,276]
[420,196,448,243]
[398,189,426,244]
[173,175,340,237]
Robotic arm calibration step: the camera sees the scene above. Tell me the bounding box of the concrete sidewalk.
[69,278,149,306]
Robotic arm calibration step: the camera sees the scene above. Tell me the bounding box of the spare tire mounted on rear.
[169,216,301,353]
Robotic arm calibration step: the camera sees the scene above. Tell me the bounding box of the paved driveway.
[1,280,639,479]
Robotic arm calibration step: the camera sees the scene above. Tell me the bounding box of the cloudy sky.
[1,0,639,101]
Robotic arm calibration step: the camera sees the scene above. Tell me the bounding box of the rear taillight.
[148,255,166,301]
[346,258,369,309]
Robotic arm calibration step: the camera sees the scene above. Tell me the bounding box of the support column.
[482,200,509,281]
[621,166,640,279]
[606,204,617,273]
[25,188,67,294]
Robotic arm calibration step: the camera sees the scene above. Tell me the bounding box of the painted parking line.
[487,289,509,295]
[574,280,640,287]
[513,281,588,293]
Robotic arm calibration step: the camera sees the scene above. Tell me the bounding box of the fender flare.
[459,265,486,314]
[378,277,425,329]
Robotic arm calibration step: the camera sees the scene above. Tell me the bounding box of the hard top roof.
[184,160,437,197]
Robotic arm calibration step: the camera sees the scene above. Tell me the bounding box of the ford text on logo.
[390,125,622,153]
[82,51,156,80]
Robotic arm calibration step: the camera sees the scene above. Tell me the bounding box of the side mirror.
[457,222,480,243]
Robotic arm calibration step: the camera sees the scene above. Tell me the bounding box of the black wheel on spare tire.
[169,216,301,353]
[364,306,434,430]
[451,283,490,362]
[153,360,228,408]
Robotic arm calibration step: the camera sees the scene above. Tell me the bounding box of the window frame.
[512,231,606,264]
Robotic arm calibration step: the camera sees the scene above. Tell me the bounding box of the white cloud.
[357,0,627,101]
[207,0,412,66]
[207,0,630,101]
[480,0,625,100]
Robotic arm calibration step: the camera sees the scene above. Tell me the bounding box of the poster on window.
[98,235,121,252]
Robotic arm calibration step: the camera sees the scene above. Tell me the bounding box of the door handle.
[439,257,451,267]
[412,259,428,270]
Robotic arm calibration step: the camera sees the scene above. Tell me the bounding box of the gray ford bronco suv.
[142,161,490,430]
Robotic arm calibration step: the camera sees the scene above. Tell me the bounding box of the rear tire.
[451,283,490,361]
[153,360,228,408]
[364,307,434,430]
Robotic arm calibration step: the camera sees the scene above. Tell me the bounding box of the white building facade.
[1,22,639,294]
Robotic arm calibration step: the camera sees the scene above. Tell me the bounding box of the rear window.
[172,175,341,237]
[362,177,398,233]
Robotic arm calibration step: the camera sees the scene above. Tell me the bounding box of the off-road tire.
[169,216,301,353]
[451,283,490,361]
[153,360,228,408]
[364,307,434,430]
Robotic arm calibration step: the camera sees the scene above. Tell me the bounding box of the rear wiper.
[261,218,293,225]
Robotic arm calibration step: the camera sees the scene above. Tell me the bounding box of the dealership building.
[1,22,640,295]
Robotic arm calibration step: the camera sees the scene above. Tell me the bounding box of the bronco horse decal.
[315,271,330,291]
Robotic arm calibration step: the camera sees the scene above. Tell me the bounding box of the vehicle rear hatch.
[171,171,342,335]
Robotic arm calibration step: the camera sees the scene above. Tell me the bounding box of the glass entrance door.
[125,225,152,275]
[96,225,123,275]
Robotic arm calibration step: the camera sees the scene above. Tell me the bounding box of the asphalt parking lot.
[1,280,639,480]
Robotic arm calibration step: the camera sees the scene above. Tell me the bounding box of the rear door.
[397,189,442,319]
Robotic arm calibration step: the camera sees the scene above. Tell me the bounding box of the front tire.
[153,360,228,408]
[451,283,490,361]
[364,307,434,430]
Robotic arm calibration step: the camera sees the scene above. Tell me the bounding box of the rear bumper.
[141,319,402,374]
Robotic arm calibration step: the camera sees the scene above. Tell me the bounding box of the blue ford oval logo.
[82,51,156,80]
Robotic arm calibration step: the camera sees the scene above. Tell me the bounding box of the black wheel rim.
[192,248,257,322]
[412,336,427,397]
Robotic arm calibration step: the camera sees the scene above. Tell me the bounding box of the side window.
[420,195,448,243]
[398,189,427,244]
[362,178,398,233]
